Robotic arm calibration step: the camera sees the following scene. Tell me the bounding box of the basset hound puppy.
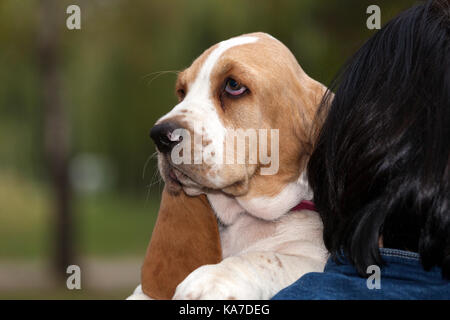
[129,32,328,300]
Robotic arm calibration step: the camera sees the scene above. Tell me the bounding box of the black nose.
[150,122,183,153]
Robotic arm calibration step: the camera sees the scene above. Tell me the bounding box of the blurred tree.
[38,0,74,281]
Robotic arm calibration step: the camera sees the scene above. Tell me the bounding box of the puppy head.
[151,32,326,218]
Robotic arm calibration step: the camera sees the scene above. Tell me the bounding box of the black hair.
[308,0,450,278]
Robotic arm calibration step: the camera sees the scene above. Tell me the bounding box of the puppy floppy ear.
[141,187,222,299]
[290,76,328,160]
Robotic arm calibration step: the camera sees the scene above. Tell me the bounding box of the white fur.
[236,176,313,221]
[126,285,152,300]
[173,209,327,300]
[207,192,245,226]
[169,174,327,299]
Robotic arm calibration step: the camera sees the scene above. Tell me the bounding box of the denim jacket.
[272,248,450,300]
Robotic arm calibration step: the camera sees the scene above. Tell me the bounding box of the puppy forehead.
[178,33,284,87]
[220,36,304,76]
[182,34,303,90]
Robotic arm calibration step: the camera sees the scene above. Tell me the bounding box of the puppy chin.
[158,155,203,196]
[162,169,203,196]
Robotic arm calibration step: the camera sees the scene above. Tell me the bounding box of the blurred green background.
[0,0,417,299]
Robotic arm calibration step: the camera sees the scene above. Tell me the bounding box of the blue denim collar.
[325,248,445,284]
[379,248,420,260]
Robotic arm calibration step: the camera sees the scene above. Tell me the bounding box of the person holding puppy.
[274,0,450,299]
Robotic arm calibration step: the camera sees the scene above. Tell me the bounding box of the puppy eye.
[224,78,247,96]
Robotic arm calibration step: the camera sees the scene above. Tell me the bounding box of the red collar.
[291,200,316,212]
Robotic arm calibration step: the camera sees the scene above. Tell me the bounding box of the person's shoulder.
[272,266,373,300]
[272,272,334,300]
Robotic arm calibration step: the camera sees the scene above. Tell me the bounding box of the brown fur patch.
[141,188,222,299]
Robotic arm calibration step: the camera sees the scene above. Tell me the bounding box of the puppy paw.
[127,284,153,300]
[172,264,258,300]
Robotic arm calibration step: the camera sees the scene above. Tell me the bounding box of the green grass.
[0,170,161,260]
